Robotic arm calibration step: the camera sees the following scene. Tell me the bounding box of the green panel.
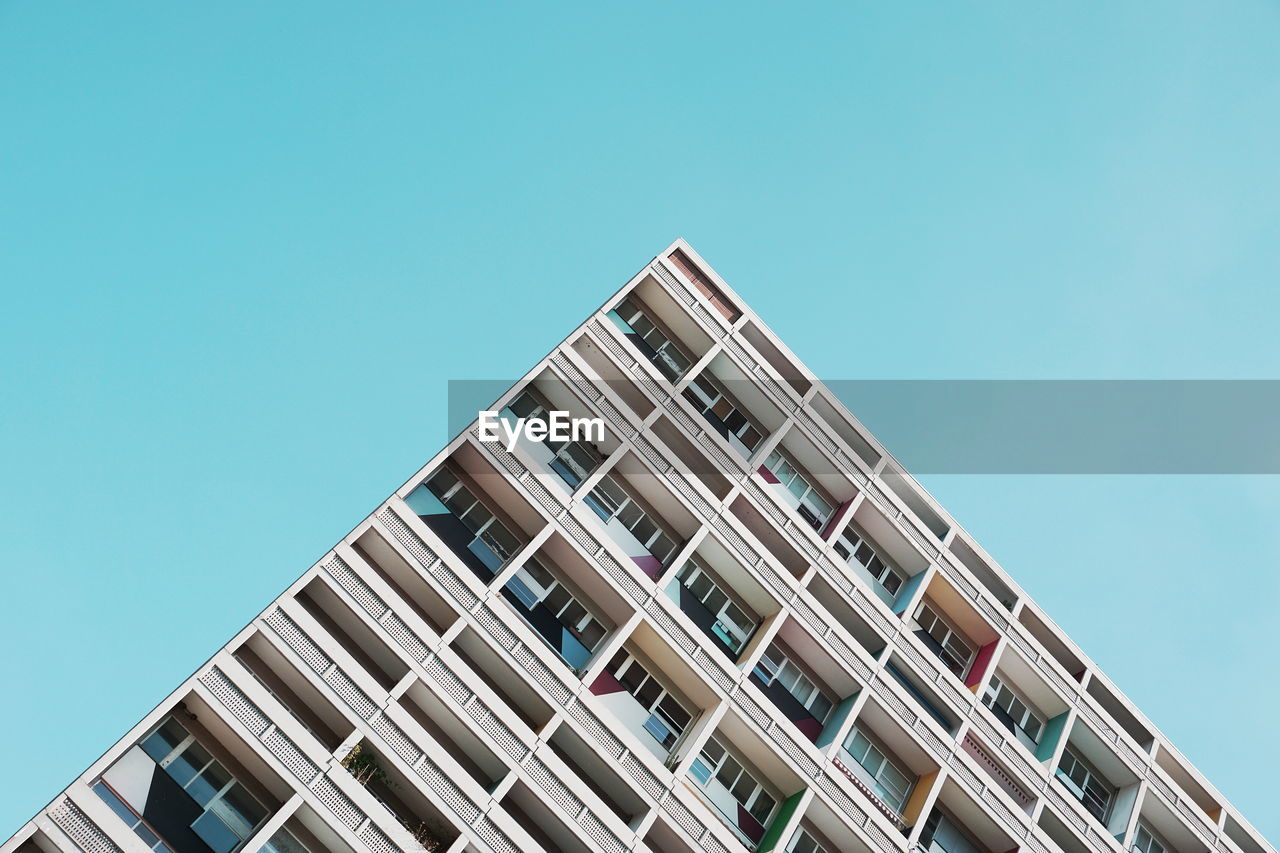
[757,790,805,853]
[816,691,859,750]
[891,570,927,615]
[1036,711,1070,763]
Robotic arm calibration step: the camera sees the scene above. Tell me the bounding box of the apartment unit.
[4,241,1273,853]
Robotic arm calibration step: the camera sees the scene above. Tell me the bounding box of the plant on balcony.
[401,819,444,852]
[341,743,388,788]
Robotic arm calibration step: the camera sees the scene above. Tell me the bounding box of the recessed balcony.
[496,374,619,492]
[588,645,699,763]
[336,739,457,852]
[603,277,714,384]
[906,576,999,689]
[497,540,618,673]
[684,717,803,849]
[834,700,938,832]
[580,453,698,581]
[748,616,857,745]
[1054,723,1139,835]
[827,501,930,611]
[680,354,785,463]
[402,445,544,584]
[918,797,1010,853]
[662,537,777,662]
[977,648,1070,762]
[91,701,288,853]
[754,428,857,538]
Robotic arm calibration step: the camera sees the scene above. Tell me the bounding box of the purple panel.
[589,670,626,696]
[757,464,781,485]
[736,803,767,844]
[794,716,823,743]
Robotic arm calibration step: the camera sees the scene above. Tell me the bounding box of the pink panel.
[965,640,999,689]
[631,554,664,580]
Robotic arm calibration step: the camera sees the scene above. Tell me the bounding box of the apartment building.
[3,240,1273,853]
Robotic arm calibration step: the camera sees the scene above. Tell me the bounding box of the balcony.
[836,727,916,829]
[91,708,285,853]
[665,247,743,323]
[499,550,612,672]
[604,280,714,385]
[680,354,785,463]
[688,734,782,847]
[919,806,998,853]
[581,455,697,580]
[402,445,544,584]
[750,637,837,744]
[497,376,618,491]
[835,699,939,833]
[907,577,999,689]
[337,740,455,852]
[828,502,930,611]
[589,647,697,761]
[665,555,761,661]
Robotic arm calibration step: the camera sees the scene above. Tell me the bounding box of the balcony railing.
[831,755,908,832]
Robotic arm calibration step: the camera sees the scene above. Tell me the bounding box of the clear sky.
[2,0,1279,844]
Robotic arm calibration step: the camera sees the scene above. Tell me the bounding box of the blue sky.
[2,0,1279,843]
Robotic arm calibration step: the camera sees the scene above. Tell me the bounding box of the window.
[505,389,604,488]
[682,374,764,457]
[673,559,756,654]
[262,828,314,853]
[606,653,692,753]
[833,527,904,605]
[762,449,834,530]
[585,473,679,565]
[921,808,987,853]
[787,830,830,853]
[92,781,173,853]
[133,717,269,853]
[752,642,835,724]
[609,297,693,381]
[1133,822,1169,853]
[419,469,522,572]
[1056,746,1115,824]
[690,736,778,827]
[981,673,1045,751]
[912,602,976,679]
[843,726,915,812]
[505,556,607,656]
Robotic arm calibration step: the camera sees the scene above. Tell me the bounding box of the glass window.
[788,830,829,853]
[1134,823,1168,853]
[1056,746,1115,823]
[263,828,313,853]
[752,641,835,724]
[913,603,976,679]
[191,811,241,853]
[844,726,915,811]
[834,528,906,603]
[141,718,191,763]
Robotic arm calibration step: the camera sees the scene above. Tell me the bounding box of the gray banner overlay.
[448,380,1280,474]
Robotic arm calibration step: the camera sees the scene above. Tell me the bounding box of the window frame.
[752,642,835,724]
[833,526,905,603]
[762,448,834,530]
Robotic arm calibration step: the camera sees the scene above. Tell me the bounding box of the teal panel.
[816,691,859,750]
[1036,711,1070,763]
[892,570,927,615]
